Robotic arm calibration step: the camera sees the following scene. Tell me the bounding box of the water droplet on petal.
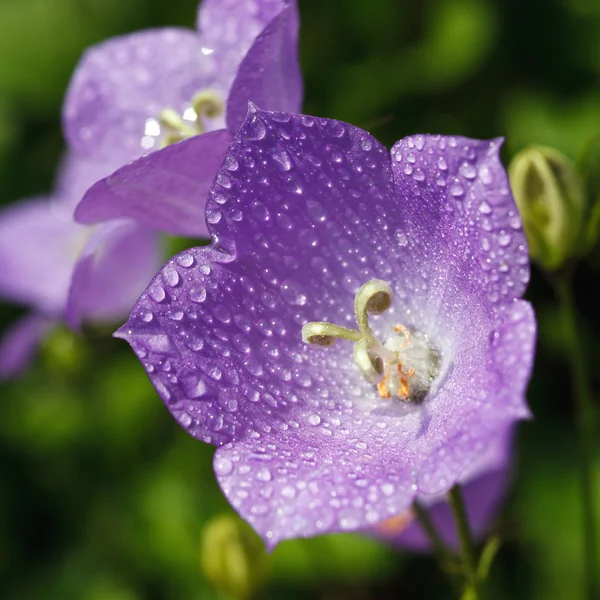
[215,456,233,476]
[450,182,465,197]
[459,162,477,179]
[162,265,180,287]
[479,201,492,214]
[281,280,307,305]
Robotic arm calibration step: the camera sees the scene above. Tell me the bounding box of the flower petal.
[0,314,52,380]
[197,0,290,92]
[397,469,509,551]
[63,28,213,163]
[226,4,302,132]
[74,131,231,236]
[66,220,160,330]
[389,135,530,304]
[214,435,414,549]
[413,299,534,495]
[0,199,81,314]
[53,152,122,218]
[378,427,514,550]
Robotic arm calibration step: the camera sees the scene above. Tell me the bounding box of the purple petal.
[74,131,232,236]
[66,220,161,330]
[397,469,509,551]
[0,199,81,314]
[63,29,214,163]
[53,152,122,217]
[375,428,514,550]
[214,435,415,550]
[117,109,535,545]
[0,314,52,380]
[226,5,302,132]
[197,0,290,92]
[389,135,530,303]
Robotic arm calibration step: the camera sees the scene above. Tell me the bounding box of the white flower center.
[377,325,440,402]
[141,89,224,151]
[302,279,440,403]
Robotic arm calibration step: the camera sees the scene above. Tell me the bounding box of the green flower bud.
[509,146,586,271]
[200,514,268,600]
[576,134,600,255]
[41,325,88,375]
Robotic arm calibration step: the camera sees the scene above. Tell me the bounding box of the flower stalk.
[448,485,480,599]
[412,501,455,570]
[554,273,599,600]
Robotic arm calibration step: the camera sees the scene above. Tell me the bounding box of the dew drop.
[251,200,270,222]
[306,200,326,223]
[189,286,207,303]
[223,155,239,171]
[246,114,267,140]
[307,413,321,426]
[176,253,195,268]
[284,174,303,194]
[277,213,294,230]
[162,265,180,287]
[204,208,222,226]
[479,166,493,185]
[381,483,395,497]
[168,308,184,321]
[281,485,296,499]
[214,305,231,324]
[395,231,409,247]
[215,456,234,476]
[281,280,307,306]
[148,284,166,302]
[216,173,231,189]
[478,201,492,215]
[498,232,512,247]
[459,162,477,179]
[413,168,425,182]
[450,182,465,197]
[257,468,272,482]
[271,146,293,171]
[298,228,319,247]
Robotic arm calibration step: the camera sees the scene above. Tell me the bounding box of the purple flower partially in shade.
[0,155,160,379]
[373,428,513,551]
[116,106,535,548]
[64,0,301,238]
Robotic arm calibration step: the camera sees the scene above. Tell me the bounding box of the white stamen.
[302,279,440,402]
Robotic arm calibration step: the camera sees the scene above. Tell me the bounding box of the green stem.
[448,485,479,599]
[554,275,599,599]
[413,501,462,597]
[413,501,454,568]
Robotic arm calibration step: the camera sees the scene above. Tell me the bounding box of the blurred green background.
[1,0,600,598]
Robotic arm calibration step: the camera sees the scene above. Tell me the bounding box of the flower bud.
[41,325,88,375]
[200,514,268,600]
[509,146,585,271]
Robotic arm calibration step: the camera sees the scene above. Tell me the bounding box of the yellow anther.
[377,377,392,399]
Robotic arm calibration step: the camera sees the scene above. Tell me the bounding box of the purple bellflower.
[64,0,302,238]
[1,0,302,378]
[116,106,535,548]
[0,155,159,378]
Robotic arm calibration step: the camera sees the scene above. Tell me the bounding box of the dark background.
[1,0,600,598]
